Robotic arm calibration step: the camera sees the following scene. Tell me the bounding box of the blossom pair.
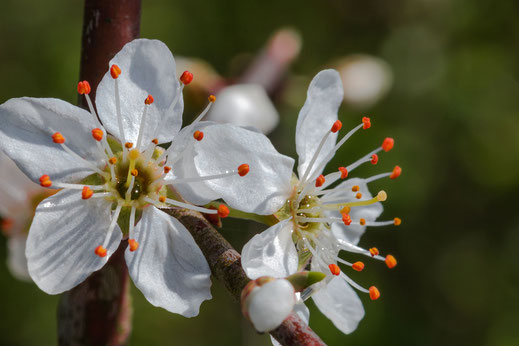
[0,39,288,317]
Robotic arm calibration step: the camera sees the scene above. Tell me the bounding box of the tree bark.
[164,207,326,346]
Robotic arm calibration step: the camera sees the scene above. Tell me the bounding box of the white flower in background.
[0,151,55,281]
[0,38,275,317]
[336,54,393,108]
[206,84,279,134]
[191,69,401,333]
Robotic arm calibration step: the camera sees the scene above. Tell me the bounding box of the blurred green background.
[1,0,519,345]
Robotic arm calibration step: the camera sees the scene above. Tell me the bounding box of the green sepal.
[286,271,326,292]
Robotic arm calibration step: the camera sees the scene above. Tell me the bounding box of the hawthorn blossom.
[0,38,291,317]
[189,69,401,332]
[0,151,56,281]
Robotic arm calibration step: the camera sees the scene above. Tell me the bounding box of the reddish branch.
[58,1,141,345]
[164,207,326,346]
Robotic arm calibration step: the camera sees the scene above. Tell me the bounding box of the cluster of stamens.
[282,117,402,301]
[39,67,249,258]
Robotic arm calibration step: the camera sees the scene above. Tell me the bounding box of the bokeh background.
[1,0,518,345]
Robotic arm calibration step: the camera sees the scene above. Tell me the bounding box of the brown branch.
[58,1,141,345]
[164,207,326,346]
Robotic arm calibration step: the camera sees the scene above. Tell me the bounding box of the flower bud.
[241,277,295,332]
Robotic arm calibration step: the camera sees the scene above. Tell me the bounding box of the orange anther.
[338,167,348,179]
[217,204,230,218]
[163,166,172,174]
[238,164,250,177]
[145,95,154,105]
[342,213,352,226]
[81,186,93,200]
[158,196,166,203]
[362,117,371,129]
[315,174,325,187]
[129,239,139,252]
[39,175,52,187]
[52,132,65,144]
[356,192,362,199]
[382,137,394,152]
[340,206,351,214]
[131,169,138,177]
[331,120,342,133]
[359,218,366,226]
[77,81,91,95]
[95,245,107,257]
[385,255,397,269]
[193,130,204,141]
[329,264,341,276]
[125,142,133,149]
[180,70,194,85]
[92,128,103,141]
[390,166,402,179]
[352,261,365,272]
[352,185,360,192]
[394,217,402,226]
[109,157,117,165]
[369,286,380,300]
[369,247,379,256]
[371,154,379,164]
[152,138,158,145]
[208,95,216,103]
[110,64,121,79]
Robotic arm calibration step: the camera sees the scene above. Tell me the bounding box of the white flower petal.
[312,276,365,334]
[248,279,295,332]
[26,189,121,294]
[7,235,31,282]
[0,98,103,184]
[327,178,383,245]
[96,39,183,145]
[242,219,298,279]
[174,123,294,215]
[125,207,212,317]
[296,70,343,179]
[206,84,279,134]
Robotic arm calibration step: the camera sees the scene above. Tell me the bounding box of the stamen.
[390,166,402,179]
[218,204,230,218]
[331,120,342,133]
[95,245,107,257]
[82,186,94,200]
[193,130,204,141]
[136,95,154,149]
[315,175,325,187]
[342,213,352,226]
[359,218,366,226]
[129,239,139,252]
[356,192,362,199]
[339,167,348,179]
[369,286,380,300]
[362,117,371,129]
[52,182,104,190]
[369,247,379,256]
[385,255,397,269]
[77,81,91,95]
[109,157,117,165]
[323,190,387,208]
[299,121,336,183]
[341,206,351,214]
[329,264,340,276]
[352,185,360,192]
[125,142,133,149]
[371,153,378,164]
[52,132,65,144]
[352,261,365,272]
[92,128,103,142]
[382,137,394,152]
[111,65,126,156]
[208,94,216,103]
[57,141,106,176]
[152,138,159,145]
[163,166,172,174]
[180,71,194,85]
[144,197,218,215]
[238,164,250,176]
[128,206,138,252]
[39,175,52,187]
[394,217,402,226]
[101,203,123,249]
[166,165,247,184]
